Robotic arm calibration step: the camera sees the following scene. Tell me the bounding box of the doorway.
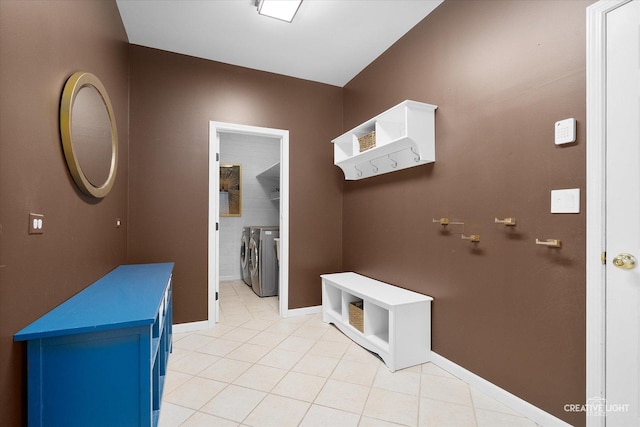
[586,1,639,425]
[208,121,290,327]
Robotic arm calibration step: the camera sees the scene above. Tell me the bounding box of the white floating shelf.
[257,162,280,201]
[256,161,280,179]
[332,100,437,180]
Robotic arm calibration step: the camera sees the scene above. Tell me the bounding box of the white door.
[606,0,640,424]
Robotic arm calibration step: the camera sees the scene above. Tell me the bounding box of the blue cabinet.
[14,263,174,427]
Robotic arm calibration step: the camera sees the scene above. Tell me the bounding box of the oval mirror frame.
[60,72,118,198]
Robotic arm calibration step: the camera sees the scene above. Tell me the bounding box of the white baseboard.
[430,352,572,427]
[172,306,322,332]
[220,275,242,282]
[172,320,211,334]
[284,305,322,318]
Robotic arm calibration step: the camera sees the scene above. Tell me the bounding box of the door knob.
[612,253,637,270]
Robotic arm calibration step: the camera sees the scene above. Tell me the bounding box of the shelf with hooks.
[332,100,437,180]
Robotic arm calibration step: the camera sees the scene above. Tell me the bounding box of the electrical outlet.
[29,213,44,234]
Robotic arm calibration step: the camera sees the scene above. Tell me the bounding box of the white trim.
[173,305,320,332]
[283,305,322,318]
[430,352,572,427]
[220,275,243,282]
[172,321,210,334]
[585,2,631,426]
[208,122,220,329]
[209,121,290,322]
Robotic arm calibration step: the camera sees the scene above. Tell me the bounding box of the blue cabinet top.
[14,263,174,342]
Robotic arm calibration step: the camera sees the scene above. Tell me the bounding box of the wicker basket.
[358,131,376,152]
[349,300,364,333]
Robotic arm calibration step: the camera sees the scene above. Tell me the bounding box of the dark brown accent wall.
[342,1,591,425]
[0,1,129,425]
[128,46,343,322]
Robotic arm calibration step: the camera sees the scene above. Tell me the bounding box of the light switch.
[555,118,576,145]
[551,189,580,213]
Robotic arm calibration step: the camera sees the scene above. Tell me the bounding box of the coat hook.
[354,165,363,177]
[432,218,464,227]
[536,238,561,248]
[495,217,517,226]
[369,160,378,173]
[388,154,398,168]
[461,234,480,243]
[432,218,450,226]
[410,146,420,162]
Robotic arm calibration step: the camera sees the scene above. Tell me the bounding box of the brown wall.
[128,46,343,322]
[342,1,590,425]
[0,1,129,425]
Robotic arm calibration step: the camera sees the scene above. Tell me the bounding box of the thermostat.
[555,118,576,145]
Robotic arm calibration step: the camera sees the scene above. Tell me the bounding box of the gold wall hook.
[536,238,562,248]
[461,234,480,243]
[495,217,516,226]
[432,218,449,226]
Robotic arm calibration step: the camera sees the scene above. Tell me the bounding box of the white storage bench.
[321,272,433,372]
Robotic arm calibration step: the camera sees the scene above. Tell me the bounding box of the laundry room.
[218,132,281,319]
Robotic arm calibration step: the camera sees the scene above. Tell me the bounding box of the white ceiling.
[116,0,444,87]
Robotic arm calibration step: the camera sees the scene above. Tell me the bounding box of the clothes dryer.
[240,226,251,286]
[248,226,279,297]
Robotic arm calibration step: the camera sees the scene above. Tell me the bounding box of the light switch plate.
[551,189,580,213]
[555,118,576,145]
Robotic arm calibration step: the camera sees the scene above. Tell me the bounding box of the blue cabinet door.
[28,327,151,427]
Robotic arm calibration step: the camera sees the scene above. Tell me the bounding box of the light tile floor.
[160,280,539,427]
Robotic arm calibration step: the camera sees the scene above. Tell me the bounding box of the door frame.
[585,1,632,425]
[208,121,290,326]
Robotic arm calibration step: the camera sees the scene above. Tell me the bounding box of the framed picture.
[220,164,241,216]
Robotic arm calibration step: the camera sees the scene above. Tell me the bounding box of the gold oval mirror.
[60,72,117,198]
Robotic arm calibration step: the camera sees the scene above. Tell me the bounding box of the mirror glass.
[71,85,113,186]
[60,72,117,199]
[220,164,241,216]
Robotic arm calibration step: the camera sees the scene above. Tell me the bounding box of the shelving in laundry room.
[257,161,280,200]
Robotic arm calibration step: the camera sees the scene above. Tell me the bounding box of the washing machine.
[248,226,279,297]
[240,226,252,286]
